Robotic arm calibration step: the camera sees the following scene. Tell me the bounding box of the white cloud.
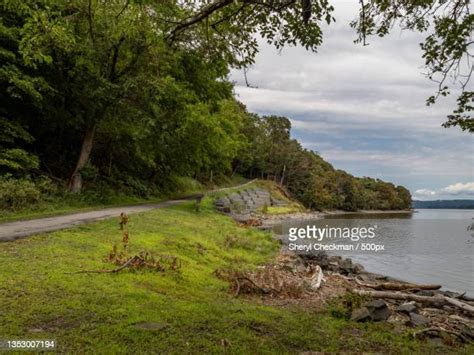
[414,189,436,197]
[414,182,474,199]
[441,182,474,195]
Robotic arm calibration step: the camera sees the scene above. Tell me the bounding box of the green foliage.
[236,115,412,211]
[0,147,38,171]
[0,176,41,209]
[0,119,39,173]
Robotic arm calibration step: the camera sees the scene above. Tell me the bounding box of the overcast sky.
[230,1,473,200]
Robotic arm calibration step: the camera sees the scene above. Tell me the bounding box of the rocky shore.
[225,207,473,345]
[236,209,414,230]
[228,249,474,345]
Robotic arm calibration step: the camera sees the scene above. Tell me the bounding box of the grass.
[264,205,305,215]
[0,198,471,353]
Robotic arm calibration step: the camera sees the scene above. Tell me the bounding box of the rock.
[352,263,365,274]
[339,258,354,274]
[443,290,464,298]
[357,273,374,282]
[371,307,391,322]
[351,307,371,322]
[366,299,386,309]
[365,299,390,321]
[300,252,329,269]
[406,312,430,327]
[397,302,417,314]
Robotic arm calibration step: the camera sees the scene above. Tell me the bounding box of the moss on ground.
[263,205,306,215]
[0,199,471,353]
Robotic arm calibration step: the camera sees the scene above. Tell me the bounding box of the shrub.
[0,177,42,210]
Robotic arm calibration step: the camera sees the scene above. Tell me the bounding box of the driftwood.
[413,327,470,343]
[444,296,474,314]
[307,265,325,291]
[354,278,441,291]
[354,289,474,315]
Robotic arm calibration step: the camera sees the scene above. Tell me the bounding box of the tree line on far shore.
[0,1,411,211]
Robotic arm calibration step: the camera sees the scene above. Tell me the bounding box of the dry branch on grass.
[413,326,471,343]
[219,258,326,298]
[67,213,181,275]
[66,255,144,274]
[67,252,182,274]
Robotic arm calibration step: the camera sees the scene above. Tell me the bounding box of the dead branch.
[66,255,143,274]
[354,278,441,291]
[413,326,470,343]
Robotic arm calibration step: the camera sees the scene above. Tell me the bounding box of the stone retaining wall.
[214,187,286,214]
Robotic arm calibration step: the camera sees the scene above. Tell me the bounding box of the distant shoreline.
[323,209,414,215]
[413,199,474,209]
[260,209,414,227]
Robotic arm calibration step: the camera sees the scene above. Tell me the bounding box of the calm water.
[282,209,474,295]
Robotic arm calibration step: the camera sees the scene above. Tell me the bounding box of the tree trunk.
[68,124,96,193]
[280,164,286,185]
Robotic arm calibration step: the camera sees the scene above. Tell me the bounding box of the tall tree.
[167,0,473,132]
[16,0,166,191]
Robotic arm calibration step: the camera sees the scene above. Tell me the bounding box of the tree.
[167,0,473,132]
[16,0,167,192]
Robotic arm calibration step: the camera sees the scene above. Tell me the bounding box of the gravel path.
[0,200,186,242]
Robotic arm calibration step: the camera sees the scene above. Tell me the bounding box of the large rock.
[351,307,372,322]
[339,258,353,274]
[397,302,417,314]
[300,252,329,269]
[365,299,390,321]
[406,312,430,327]
[339,258,363,275]
[352,263,365,274]
[351,300,390,322]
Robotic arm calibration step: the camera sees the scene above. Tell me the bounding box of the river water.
[278,209,474,296]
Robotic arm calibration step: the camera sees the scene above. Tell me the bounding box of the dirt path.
[0,180,258,243]
[0,200,186,242]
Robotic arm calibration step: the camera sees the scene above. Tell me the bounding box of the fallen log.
[353,289,474,315]
[444,296,474,314]
[355,278,441,291]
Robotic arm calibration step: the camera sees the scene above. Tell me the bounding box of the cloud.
[414,182,474,199]
[414,189,437,197]
[229,1,474,196]
[441,182,474,195]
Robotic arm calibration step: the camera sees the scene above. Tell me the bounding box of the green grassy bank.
[0,199,470,353]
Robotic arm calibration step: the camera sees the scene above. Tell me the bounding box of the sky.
[230,1,473,200]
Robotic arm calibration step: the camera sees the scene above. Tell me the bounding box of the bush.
[0,177,42,210]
